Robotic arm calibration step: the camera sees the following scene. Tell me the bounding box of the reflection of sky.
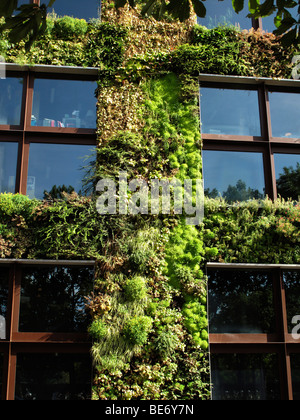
[0,142,18,193]
[200,87,261,136]
[32,79,97,129]
[49,0,101,20]
[202,150,265,194]
[274,154,300,179]
[269,92,300,138]
[197,0,252,29]
[27,143,96,199]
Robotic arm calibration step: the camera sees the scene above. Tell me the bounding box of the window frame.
[199,75,300,201]
[0,259,95,400]
[0,65,98,197]
[207,263,300,400]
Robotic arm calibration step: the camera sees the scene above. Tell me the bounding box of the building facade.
[0,0,299,400]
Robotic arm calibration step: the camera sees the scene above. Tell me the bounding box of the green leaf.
[232,0,245,13]
[191,0,206,18]
[0,0,18,18]
[248,0,260,14]
[273,15,296,33]
[166,0,191,21]
[258,0,276,17]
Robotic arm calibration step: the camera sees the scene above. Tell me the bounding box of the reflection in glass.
[202,150,265,202]
[283,271,300,334]
[0,78,23,125]
[291,354,300,400]
[0,142,18,194]
[19,266,94,333]
[27,143,95,200]
[274,154,300,201]
[49,0,100,21]
[211,353,280,400]
[208,270,275,333]
[15,353,92,400]
[197,0,252,29]
[269,91,300,138]
[200,87,261,136]
[0,268,9,340]
[0,353,3,397]
[31,79,97,129]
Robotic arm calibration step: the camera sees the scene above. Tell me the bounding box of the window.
[197,0,253,29]
[0,268,9,341]
[27,143,95,199]
[15,353,92,400]
[0,260,95,400]
[211,353,281,400]
[0,66,97,198]
[31,78,97,129]
[48,0,101,21]
[19,266,93,333]
[200,76,300,202]
[268,90,300,139]
[0,142,19,194]
[200,86,261,136]
[274,153,300,201]
[0,77,24,127]
[207,264,300,400]
[202,150,265,201]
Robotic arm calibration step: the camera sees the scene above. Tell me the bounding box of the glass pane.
[269,91,300,138]
[27,143,95,200]
[197,0,252,29]
[202,150,265,202]
[19,266,94,333]
[31,79,97,129]
[15,353,92,400]
[0,78,23,126]
[211,353,280,400]
[283,271,300,334]
[49,0,100,21]
[200,87,261,136]
[0,142,18,194]
[208,270,275,333]
[291,354,300,400]
[0,352,3,398]
[0,268,9,340]
[274,153,300,201]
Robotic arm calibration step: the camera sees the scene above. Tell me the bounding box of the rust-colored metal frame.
[200,79,300,201]
[207,264,300,400]
[0,260,95,400]
[0,68,97,196]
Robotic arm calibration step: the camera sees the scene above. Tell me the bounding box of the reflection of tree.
[43,184,75,200]
[19,266,94,333]
[211,353,280,400]
[205,179,264,202]
[277,163,300,201]
[208,270,275,333]
[0,269,9,318]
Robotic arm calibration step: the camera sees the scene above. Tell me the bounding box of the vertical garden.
[0,0,299,400]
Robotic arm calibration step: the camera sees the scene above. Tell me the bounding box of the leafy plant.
[123,315,152,345]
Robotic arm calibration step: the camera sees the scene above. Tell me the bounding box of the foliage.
[112,0,300,45]
[0,16,128,69]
